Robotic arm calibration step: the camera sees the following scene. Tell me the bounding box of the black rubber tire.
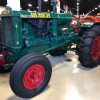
[50,49,67,56]
[77,25,100,68]
[0,67,12,73]
[10,53,52,98]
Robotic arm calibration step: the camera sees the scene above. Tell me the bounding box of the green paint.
[0,7,79,66]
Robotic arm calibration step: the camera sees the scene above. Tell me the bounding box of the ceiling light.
[95,8,97,9]
[77,3,79,5]
[98,5,100,7]
[28,4,32,7]
[44,0,48,2]
[37,7,39,9]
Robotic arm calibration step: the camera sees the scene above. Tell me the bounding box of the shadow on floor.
[7,95,23,100]
[77,64,93,71]
[7,85,50,100]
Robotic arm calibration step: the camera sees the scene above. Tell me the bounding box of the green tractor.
[0,0,100,98]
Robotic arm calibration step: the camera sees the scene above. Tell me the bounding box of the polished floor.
[0,51,100,100]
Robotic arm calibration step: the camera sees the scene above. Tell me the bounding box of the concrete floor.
[0,51,100,100]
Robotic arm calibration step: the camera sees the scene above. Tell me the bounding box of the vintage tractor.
[0,0,100,98]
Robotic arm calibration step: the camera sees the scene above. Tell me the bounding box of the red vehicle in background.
[71,16,100,33]
[78,16,100,23]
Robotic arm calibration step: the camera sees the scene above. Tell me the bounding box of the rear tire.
[77,25,100,68]
[10,54,52,98]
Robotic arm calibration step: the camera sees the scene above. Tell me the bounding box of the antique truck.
[0,0,100,98]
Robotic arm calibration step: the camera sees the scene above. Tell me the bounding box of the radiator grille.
[2,17,14,46]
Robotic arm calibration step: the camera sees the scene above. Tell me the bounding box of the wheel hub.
[91,36,100,60]
[23,64,45,90]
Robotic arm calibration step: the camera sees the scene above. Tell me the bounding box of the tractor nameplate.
[31,13,50,18]
[20,12,50,18]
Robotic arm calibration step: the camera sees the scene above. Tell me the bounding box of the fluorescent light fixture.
[44,0,48,2]
[28,4,32,7]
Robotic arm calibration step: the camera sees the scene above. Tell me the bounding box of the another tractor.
[0,0,100,98]
[78,16,100,67]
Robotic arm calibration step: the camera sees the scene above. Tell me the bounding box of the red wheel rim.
[23,64,45,90]
[91,36,100,60]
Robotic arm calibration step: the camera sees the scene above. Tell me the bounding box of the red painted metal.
[91,36,100,60]
[0,50,8,66]
[23,64,45,90]
[78,16,100,23]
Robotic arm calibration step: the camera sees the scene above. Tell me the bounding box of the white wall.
[7,0,20,10]
[0,6,5,14]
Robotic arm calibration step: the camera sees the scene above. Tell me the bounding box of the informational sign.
[7,0,20,11]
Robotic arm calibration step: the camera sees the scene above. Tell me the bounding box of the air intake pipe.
[51,0,57,13]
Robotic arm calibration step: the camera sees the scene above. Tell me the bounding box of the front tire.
[78,25,100,68]
[10,54,52,98]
